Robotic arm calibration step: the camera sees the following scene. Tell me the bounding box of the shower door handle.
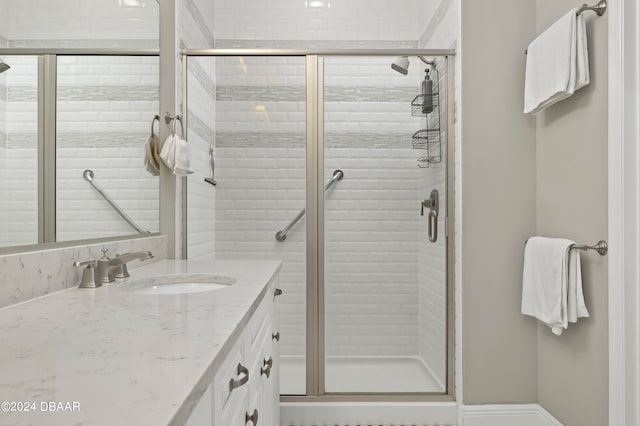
[421,189,439,243]
[428,211,438,243]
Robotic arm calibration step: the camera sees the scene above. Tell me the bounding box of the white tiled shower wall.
[0,1,160,247]
[180,0,217,260]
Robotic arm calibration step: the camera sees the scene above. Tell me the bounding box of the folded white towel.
[524,9,590,114]
[144,133,161,176]
[173,136,194,176]
[159,134,177,171]
[521,236,589,335]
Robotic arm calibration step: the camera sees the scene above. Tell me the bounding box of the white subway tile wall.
[214,0,429,45]
[54,56,160,241]
[180,0,217,259]
[1,56,39,247]
[2,0,159,48]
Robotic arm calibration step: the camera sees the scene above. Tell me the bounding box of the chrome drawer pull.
[260,365,271,378]
[274,288,283,297]
[272,331,280,342]
[229,363,249,392]
[263,357,273,368]
[245,409,259,425]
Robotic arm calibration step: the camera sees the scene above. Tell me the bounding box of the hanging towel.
[173,136,194,176]
[159,134,177,171]
[159,134,194,176]
[144,132,161,176]
[524,9,590,114]
[521,236,589,335]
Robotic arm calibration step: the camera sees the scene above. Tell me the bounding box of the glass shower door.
[322,56,448,394]
[194,55,308,395]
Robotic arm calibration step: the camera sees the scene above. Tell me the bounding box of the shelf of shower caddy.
[412,128,441,149]
[411,93,440,116]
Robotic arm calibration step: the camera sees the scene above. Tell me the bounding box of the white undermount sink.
[118,274,237,295]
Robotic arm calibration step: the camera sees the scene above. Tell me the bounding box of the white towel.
[144,133,161,176]
[524,9,590,114]
[173,136,194,176]
[159,134,194,176]
[159,134,177,171]
[521,236,589,335]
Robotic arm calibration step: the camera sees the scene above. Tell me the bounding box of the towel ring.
[151,114,160,137]
[165,112,185,139]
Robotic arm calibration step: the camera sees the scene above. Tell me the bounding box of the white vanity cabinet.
[186,282,282,426]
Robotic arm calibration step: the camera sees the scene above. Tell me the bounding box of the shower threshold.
[280,355,444,395]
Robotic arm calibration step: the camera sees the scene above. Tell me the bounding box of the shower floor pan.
[280,355,444,395]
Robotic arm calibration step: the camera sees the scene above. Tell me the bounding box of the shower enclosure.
[183,49,454,399]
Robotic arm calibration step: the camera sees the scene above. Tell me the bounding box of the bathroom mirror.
[0,0,160,249]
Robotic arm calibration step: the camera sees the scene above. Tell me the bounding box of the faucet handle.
[73,259,101,289]
[73,259,96,268]
[101,248,109,259]
[113,253,130,279]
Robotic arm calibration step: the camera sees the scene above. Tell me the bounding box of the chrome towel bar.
[275,170,344,242]
[571,240,608,256]
[576,0,607,16]
[524,1,606,54]
[524,238,608,256]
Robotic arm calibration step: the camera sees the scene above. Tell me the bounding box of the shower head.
[391,56,410,75]
[390,56,436,75]
[0,61,9,74]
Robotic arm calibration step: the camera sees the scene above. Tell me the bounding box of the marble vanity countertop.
[0,258,282,426]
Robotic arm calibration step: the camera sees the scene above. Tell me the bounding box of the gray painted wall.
[535,1,609,424]
[460,0,538,404]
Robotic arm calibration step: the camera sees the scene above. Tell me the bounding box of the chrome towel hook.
[164,112,185,139]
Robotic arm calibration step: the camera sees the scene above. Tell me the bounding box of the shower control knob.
[274,288,283,297]
[272,332,280,342]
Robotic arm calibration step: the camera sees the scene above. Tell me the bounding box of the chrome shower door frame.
[181,49,456,402]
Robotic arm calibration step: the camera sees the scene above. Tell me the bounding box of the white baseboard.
[461,404,563,426]
[280,401,458,426]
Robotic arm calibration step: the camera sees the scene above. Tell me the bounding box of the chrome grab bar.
[83,169,148,234]
[275,169,344,242]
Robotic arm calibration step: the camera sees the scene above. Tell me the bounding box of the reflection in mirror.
[56,56,160,242]
[0,0,159,49]
[0,56,39,248]
[0,0,160,249]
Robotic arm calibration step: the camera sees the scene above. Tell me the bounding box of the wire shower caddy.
[411,65,441,168]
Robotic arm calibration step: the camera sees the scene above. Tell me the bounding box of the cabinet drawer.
[214,336,246,413]
[245,300,271,371]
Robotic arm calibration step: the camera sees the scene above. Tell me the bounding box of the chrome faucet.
[95,250,154,284]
